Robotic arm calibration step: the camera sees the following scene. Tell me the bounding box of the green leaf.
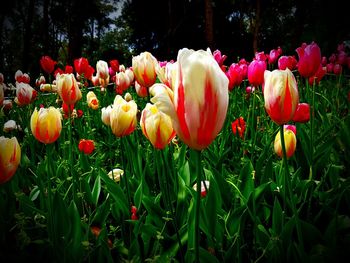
[239,160,255,203]
[272,197,283,235]
[67,200,83,261]
[92,174,101,206]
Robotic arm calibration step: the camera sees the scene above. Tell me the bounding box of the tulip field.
[1,42,350,263]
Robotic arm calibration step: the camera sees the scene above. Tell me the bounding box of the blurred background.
[1,0,349,82]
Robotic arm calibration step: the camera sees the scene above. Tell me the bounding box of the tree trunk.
[204,0,214,50]
[22,0,35,72]
[252,0,261,54]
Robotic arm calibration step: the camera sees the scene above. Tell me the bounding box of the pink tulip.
[296,42,321,78]
[248,59,266,86]
[226,63,243,90]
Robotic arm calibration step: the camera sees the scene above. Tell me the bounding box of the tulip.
[101,105,112,126]
[109,59,120,73]
[150,48,229,150]
[65,65,74,74]
[96,60,110,87]
[0,136,21,184]
[308,64,326,86]
[192,180,210,198]
[268,48,282,65]
[226,63,243,90]
[3,120,18,133]
[40,56,56,74]
[248,59,266,86]
[135,81,148,97]
[35,75,46,87]
[274,128,297,158]
[15,82,37,106]
[15,70,30,84]
[78,139,95,155]
[292,103,310,123]
[56,73,82,105]
[87,91,99,110]
[263,68,299,125]
[132,51,158,88]
[107,168,124,183]
[30,107,62,144]
[296,42,321,78]
[109,95,137,137]
[115,71,131,94]
[0,72,4,84]
[231,117,246,139]
[278,56,298,71]
[141,103,176,149]
[333,64,342,75]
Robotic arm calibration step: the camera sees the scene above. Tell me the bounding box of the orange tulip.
[56,73,82,105]
[263,68,299,125]
[141,103,176,149]
[30,107,62,144]
[0,136,21,184]
[150,48,229,150]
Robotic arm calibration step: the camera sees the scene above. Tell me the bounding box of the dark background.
[1,0,349,83]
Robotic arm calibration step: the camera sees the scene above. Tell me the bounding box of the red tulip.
[296,42,321,78]
[40,56,56,74]
[278,56,298,71]
[333,64,342,75]
[226,63,243,90]
[308,64,326,85]
[231,117,246,139]
[78,139,95,155]
[292,103,310,123]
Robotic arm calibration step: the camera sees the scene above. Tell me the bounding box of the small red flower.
[78,139,95,155]
[77,109,83,118]
[131,205,138,220]
[231,117,246,139]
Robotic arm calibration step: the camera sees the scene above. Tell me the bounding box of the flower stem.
[192,149,202,263]
[279,125,304,251]
[309,81,315,180]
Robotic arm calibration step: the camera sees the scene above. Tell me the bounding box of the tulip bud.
[274,128,297,158]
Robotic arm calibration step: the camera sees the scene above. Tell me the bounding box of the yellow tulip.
[141,103,176,149]
[30,107,62,144]
[274,128,297,158]
[110,95,137,137]
[0,136,21,184]
[87,91,99,110]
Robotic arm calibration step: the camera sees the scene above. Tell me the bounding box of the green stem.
[46,143,56,255]
[279,125,304,251]
[193,149,202,263]
[309,80,315,180]
[68,113,77,204]
[121,137,131,206]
